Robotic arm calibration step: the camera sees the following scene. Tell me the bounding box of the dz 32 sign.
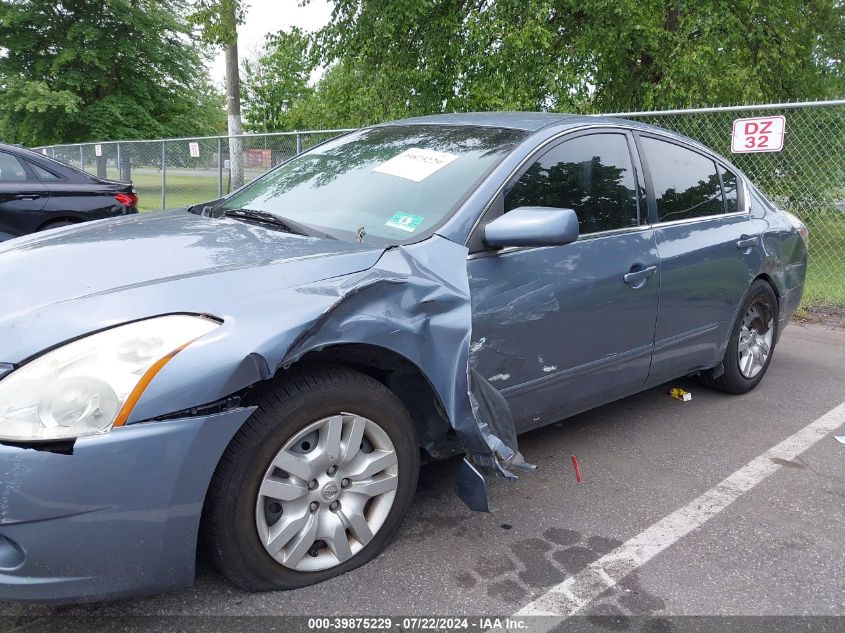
[731,115,785,153]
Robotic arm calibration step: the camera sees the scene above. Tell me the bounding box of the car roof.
[382,112,622,132]
[380,111,742,172]
[0,141,101,182]
[0,141,55,163]
[0,142,32,155]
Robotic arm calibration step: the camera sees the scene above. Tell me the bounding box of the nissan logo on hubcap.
[321,482,340,501]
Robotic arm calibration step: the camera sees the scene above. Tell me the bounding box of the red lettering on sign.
[732,115,785,153]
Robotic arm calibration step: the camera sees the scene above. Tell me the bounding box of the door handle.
[623,265,657,284]
[736,235,758,249]
[14,194,41,201]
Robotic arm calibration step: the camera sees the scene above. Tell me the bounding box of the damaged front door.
[468,131,660,431]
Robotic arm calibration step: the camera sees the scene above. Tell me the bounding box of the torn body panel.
[250,236,528,477]
[0,212,525,509]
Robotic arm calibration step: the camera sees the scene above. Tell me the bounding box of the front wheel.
[700,279,779,394]
[203,365,419,591]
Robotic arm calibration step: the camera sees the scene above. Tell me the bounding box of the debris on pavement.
[669,387,692,402]
[571,455,582,483]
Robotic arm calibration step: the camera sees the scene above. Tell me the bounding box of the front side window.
[504,133,640,234]
[641,137,725,222]
[0,153,29,182]
[220,125,528,243]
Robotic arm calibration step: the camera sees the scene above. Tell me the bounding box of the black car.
[0,143,138,241]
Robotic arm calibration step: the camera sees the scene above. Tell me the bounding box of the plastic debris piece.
[669,387,692,402]
[455,457,490,512]
[571,455,582,483]
[834,435,845,444]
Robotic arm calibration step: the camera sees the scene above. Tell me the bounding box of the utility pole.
[190,0,245,190]
[224,2,244,190]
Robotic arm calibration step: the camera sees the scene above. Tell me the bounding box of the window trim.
[467,124,646,254]
[633,131,750,228]
[466,124,753,257]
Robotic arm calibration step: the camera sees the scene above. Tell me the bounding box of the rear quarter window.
[719,165,740,213]
[30,163,61,181]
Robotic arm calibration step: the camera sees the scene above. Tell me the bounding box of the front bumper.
[0,407,254,603]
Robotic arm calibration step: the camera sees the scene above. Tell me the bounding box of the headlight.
[0,315,219,442]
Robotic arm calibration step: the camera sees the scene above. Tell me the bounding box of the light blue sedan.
[0,113,807,602]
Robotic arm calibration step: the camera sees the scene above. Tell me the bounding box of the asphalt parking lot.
[1,323,843,629]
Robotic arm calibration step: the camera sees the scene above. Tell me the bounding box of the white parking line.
[513,400,845,627]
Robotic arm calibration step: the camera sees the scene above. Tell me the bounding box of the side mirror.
[483,206,579,248]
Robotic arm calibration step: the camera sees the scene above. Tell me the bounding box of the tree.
[241,27,314,132]
[0,0,225,146]
[190,0,247,188]
[314,0,845,116]
[279,59,407,130]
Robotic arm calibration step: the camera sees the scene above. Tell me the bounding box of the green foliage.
[312,0,845,117]
[0,0,226,145]
[288,59,406,129]
[188,0,246,46]
[241,27,314,132]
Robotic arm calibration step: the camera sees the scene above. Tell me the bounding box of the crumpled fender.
[124,235,530,509]
[277,236,532,481]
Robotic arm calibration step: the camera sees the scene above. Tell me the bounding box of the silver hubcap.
[255,413,398,572]
[738,302,773,379]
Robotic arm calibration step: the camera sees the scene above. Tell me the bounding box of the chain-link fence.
[33,130,353,213]
[32,100,845,305]
[609,100,845,306]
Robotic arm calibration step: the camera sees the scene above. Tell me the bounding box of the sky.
[208,0,334,86]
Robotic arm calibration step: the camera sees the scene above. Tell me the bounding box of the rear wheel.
[38,219,78,232]
[700,279,779,394]
[203,365,419,591]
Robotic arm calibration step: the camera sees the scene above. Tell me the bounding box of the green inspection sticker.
[385,212,424,233]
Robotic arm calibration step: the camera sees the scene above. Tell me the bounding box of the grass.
[113,168,845,308]
[801,210,845,307]
[104,168,266,212]
[803,248,845,307]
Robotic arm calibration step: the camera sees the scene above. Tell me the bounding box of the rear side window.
[505,133,640,234]
[641,137,724,222]
[30,163,60,181]
[0,152,29,182]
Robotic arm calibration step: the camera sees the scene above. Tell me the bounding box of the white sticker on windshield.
[373,148,459,182]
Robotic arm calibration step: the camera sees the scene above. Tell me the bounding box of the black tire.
[699,279,779,395]
[202,364,419,592]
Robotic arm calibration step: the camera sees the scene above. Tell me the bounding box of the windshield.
[219,124,528,243]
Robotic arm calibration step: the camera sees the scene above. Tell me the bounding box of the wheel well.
[754,273,781,299]
[282,344,457,459]
[37,216,80,231]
